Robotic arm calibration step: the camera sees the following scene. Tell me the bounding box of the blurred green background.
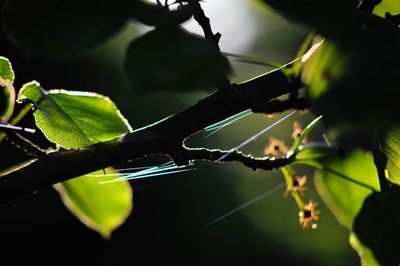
[0,1,359,265]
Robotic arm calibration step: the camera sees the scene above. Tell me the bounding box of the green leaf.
[314,150,380,229]
[311,150,381,264]
[381,126,400,185]
[374,0,400,17]
[0,57,15,123]
[17,81,132,148]
[54,168,133,238]
[125,27,230,92]
[3,0,132,60]
[295,145,339,161]
[0,56,15,82]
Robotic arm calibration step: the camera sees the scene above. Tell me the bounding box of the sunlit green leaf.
[374,0,400,17]
[3,0,132,60]
[0,56,15,82]
[381,126,400,186]
[125,27,230,92]
[54,168,133,238]
[17,81,132,148]
[314,150,380,229]
[0,56,15,123]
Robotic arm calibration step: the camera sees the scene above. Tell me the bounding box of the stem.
[281,165,305,209]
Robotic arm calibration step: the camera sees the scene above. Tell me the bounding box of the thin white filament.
[204,183,286,228]
[204,110,253,138]
[100,167,195,184]
[98,161,195,184]
[204,109,252,132]
[0,123,36,133]
[218,111,297,161]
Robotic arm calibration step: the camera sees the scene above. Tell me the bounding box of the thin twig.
[182,147,292,171]
[187,0,220,49]
[0,66,298,203]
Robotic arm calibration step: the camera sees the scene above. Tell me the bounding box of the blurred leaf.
[301,41,348,101]
[3,0,132,60]
[374,0,400,17]
[0,56,15,123]
[17,81,132,148]
[272,0,400,134]
[125,27,230,92]
[381,126,400,185]
[349,232,380,266]
[54,168,133,238]
[353,190,400,265]
[314,150,380,229]
[300,35,400,141]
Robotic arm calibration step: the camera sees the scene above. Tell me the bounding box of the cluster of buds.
[263,121,320,229]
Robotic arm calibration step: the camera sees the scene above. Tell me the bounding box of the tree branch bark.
[0,68,301,203]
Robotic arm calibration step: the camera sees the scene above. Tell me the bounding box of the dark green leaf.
[54,168,133,238]
[0,57,15,122]
[3,0,132,60]
[263,0,400,139]
[125,27,230,92]
[17,81,132,148]
[354,190,400,265]
[300,34,400,138]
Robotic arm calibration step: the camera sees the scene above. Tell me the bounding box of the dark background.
[0,1,359,265]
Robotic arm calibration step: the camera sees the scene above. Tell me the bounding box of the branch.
[0,68,300,203]
[251,97,309,115]
[181,147,292,171]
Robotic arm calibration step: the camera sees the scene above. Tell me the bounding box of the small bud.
[299,200,319,229]
[291,121,307,143]
[263,138,289,157]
